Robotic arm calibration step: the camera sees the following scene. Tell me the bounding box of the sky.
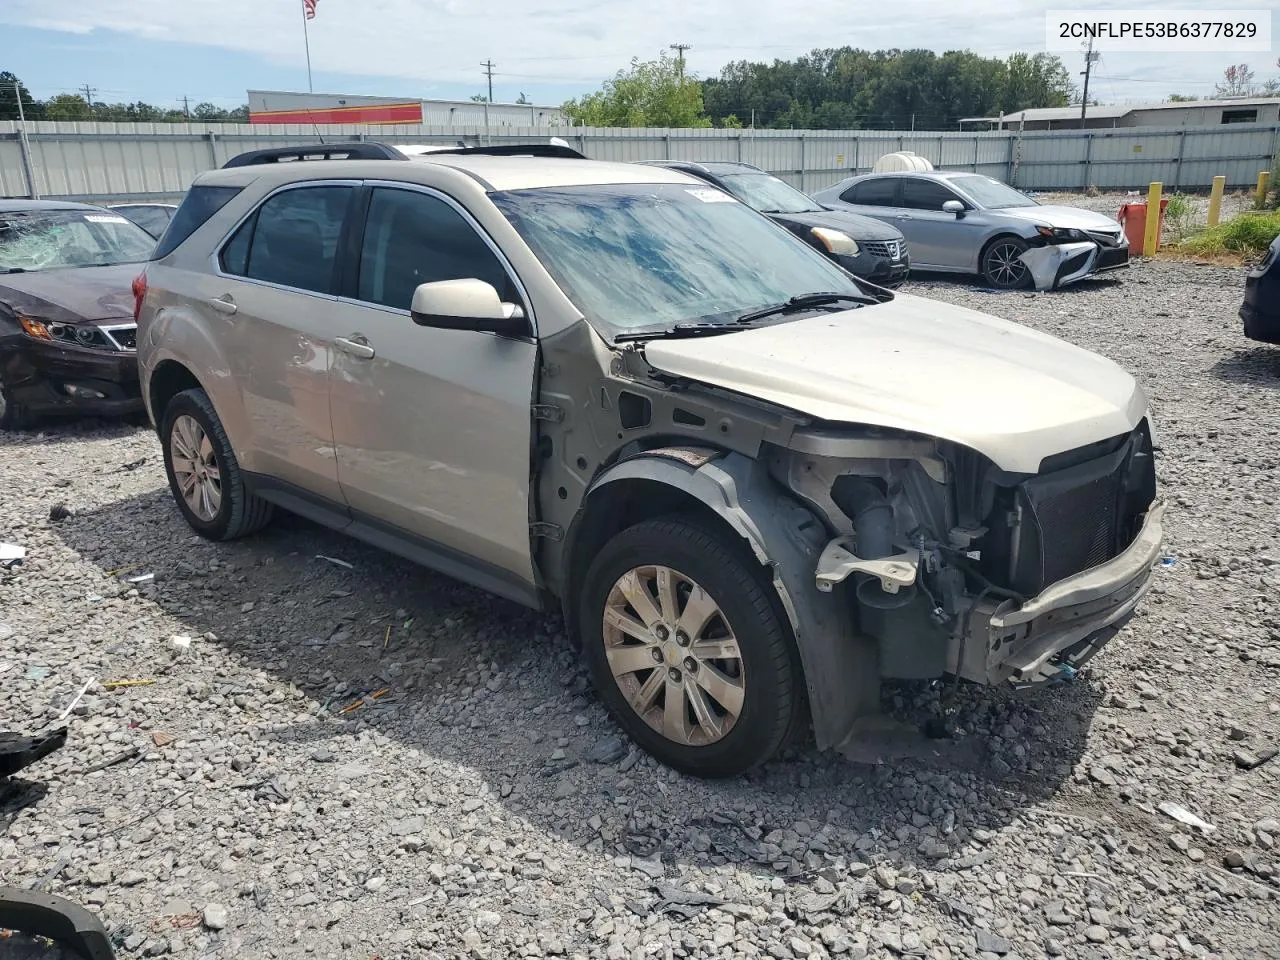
[1,0,1277,113]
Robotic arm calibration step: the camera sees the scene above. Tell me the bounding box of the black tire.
[0,371,33,430]
[579,517,801,778]
[981,235,1032,289]
[160,388,273,541]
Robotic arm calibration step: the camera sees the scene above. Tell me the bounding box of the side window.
[901,179,962,211]
[845,178,898,206]
[357,187,515,310]
[221,185,352,294]
[153,185,242,260]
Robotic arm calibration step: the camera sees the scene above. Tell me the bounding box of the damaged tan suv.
[134,142,1164,778]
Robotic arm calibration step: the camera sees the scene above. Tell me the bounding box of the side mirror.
[942,200,965,218]
[410,279,528,337]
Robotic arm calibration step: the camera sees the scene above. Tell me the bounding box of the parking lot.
[2,258,1278,959]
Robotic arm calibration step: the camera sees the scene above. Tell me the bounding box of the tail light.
[131,271,148,324]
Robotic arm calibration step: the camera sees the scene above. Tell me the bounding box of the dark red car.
[0,199,155,429]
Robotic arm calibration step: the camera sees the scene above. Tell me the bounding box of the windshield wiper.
[735,292,871,325]
[614,322,743,343]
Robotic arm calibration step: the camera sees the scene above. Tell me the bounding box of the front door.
[897,178,984,270]
[329,184,538,595]
[211,182,357,502]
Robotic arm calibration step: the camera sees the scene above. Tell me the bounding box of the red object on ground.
[1117,198,1169,256]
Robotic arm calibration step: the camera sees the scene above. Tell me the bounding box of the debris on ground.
[47,504,72,522]
[1158,801,1216,833]
[0,542,25,568]
[0,727,67,778]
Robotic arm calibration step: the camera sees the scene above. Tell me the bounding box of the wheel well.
[149,361,202,428]
[563,477,767,646]
[980,232,1030,263]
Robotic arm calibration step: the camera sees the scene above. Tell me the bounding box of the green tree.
[516,92,530,104]
[1167,93,1199,102]
[44,93,92,120]
[0,71,42,120]
[1002,52,1074,112]
[720,113,743,128]
[470,94,489,102]
[563,52,711,127]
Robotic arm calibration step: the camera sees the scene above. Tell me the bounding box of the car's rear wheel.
[160,388,273,541]
[981,235,1032,289]
[579,517,801,778]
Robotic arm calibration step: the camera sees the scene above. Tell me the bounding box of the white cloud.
[2,0,1274,102]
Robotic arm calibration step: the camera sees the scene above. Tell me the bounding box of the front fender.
[581,450,879,750]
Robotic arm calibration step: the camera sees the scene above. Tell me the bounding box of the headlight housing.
[18,315,118,350]
[1035,225,1087,242]
[811,227,860,257]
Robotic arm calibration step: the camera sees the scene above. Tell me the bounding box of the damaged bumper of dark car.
[1240,249,1280,344]
[0,331,143,417]
[1019,237,1130,291]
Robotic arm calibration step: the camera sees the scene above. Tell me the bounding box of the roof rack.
[424,143,587,160]
[221,142,408,168]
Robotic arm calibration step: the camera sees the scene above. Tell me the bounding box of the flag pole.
[301,1,314,93]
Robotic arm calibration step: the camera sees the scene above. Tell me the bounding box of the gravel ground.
[2,260,1279,960]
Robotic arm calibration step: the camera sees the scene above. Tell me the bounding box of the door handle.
[334,335,375,360]
[209,294,237,315]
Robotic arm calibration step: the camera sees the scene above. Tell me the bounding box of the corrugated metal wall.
[1,120,1276,201]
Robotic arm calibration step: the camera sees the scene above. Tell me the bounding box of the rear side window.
[152,185,241,259]
[356,187,515,309]
[221,185,352,295]
[843,178,898,206]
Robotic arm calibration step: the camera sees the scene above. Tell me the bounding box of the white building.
[960,97,1280,131]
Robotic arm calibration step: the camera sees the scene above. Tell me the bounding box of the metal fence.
[2,119,1277,202]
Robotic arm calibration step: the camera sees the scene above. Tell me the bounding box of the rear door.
[211,181,357,503]
[836,176,902,228]
[328,182,538,600]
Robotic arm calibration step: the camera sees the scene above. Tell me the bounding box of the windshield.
[951,175,1037,210]
[0,209,156,273]
[491,183,865,336]
[718,172,823,214]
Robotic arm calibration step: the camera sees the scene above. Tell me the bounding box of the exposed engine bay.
[769,419,1161,688]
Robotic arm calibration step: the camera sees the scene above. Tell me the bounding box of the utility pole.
[182,95,190,119]
[14,80,39,199]
[1079,38,1100,128]
[481,60,495,103]
[81,84,96,116]
[669,43,690,81]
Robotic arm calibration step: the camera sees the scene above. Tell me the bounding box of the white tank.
[871,151,934,173]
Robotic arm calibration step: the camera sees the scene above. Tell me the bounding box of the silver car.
[134,142,1163,778]
[812,171,1129,291]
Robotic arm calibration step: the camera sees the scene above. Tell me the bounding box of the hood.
[770,208,904,242]
[642,293,1146,474]
[0,263,140,325]
[993,204,1123,233]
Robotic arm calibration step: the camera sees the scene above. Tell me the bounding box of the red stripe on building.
[249,103,423,125]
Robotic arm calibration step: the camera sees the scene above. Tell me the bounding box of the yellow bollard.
[1143,181,1163,256]
[1258,170,1272,208]
[1207,175,1226,227]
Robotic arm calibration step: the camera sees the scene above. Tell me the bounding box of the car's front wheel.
[0,370,32,430]
[160,388,273,541]
[981,235,1032,289]
[579,517,801,778]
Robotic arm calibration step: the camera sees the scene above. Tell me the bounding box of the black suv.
[1241,232,1280,344]
[640,160,909,288]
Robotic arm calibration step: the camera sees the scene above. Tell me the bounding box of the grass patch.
[1176,211,1280,259]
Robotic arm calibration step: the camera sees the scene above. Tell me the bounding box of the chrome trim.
[98,323,138,353]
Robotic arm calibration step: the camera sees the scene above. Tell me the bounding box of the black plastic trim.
[0,887,115,960]
[221,143,408,167]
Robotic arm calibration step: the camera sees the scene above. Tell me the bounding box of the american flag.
[303,0,317,19]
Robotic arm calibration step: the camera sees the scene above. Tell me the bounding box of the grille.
[101,324,138,351]
[1096,246,1130,270]
[863,239,905,260]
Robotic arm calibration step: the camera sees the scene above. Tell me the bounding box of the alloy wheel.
[986,241,1029,288]
[602,564,745,746]
[169,414,222,522]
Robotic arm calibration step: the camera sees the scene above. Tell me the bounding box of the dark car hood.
[0,263,140,325]
[769,208,904,242]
